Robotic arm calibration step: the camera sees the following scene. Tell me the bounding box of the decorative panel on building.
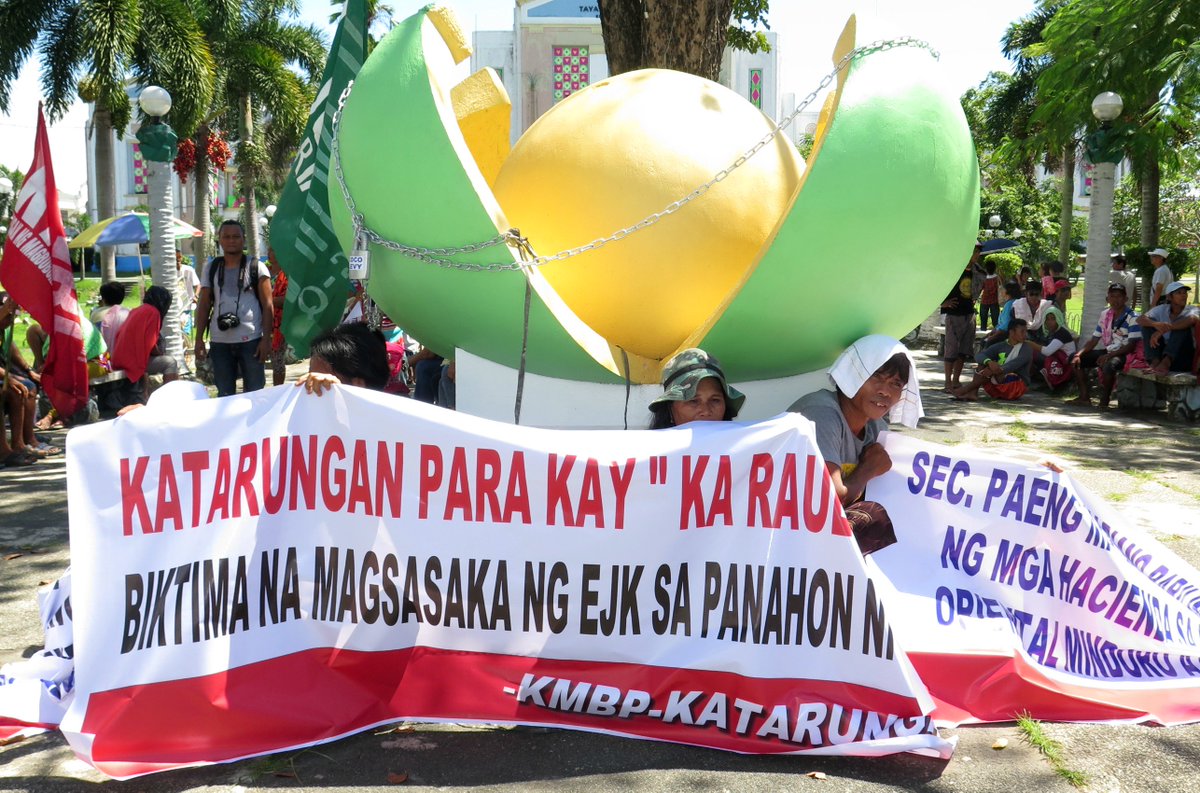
[748,69,763,109]
[552,46,590,102]
[132,143,148,194]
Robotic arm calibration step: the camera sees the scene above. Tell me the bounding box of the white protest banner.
[869,432,1200,726]
[48,385,944,777]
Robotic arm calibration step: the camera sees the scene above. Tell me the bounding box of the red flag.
[0,105,87,417]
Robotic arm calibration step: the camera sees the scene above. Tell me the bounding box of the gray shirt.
[200,257,268,344]
[976,339,1033,384]
[788,389,885,475]
[1145,303,1200,339]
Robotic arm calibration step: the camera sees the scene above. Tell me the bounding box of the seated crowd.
[945,251,1198,408]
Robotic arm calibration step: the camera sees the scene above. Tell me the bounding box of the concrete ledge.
[87,369,128,386]
[1123,368,1197,386]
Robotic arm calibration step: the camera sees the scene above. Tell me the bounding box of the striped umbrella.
[68,212,203,248]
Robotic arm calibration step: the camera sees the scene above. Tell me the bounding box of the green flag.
[273,0,367,357]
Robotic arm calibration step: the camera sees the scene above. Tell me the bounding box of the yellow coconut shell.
[492,69,805,361]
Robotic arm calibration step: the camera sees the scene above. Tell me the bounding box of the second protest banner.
[868,433,1200,726]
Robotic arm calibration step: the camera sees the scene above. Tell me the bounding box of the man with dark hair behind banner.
[296,323,391,395]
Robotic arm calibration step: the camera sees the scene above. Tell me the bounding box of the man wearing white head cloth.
[787,335,924,556]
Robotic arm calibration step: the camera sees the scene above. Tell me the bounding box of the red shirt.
[980,275,999,305]
[271,271,288,350]
[110,304,162,381]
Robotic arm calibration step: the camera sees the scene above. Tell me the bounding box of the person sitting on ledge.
[1030,308,1076,391]
[91,280,130,351]
[952,318,1032,402]
[1012,280,1051,345]
[983,281,1023,346]
[110,286,180,400]
[788,335,923,556]
[1138,281,1198,375]
[647,348,744,429]
[1070,283,1141,408]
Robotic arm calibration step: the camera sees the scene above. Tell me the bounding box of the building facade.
[472,0,782,142]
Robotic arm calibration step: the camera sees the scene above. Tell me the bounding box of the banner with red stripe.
[52,384,942,777]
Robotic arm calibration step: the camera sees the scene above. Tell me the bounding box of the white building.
[472,0,783,142]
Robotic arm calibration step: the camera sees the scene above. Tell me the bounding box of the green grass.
[5,275,146,361]
[235,748,332,784]
[1007,420,1030,443]
[1016,713,1088,788]
[1123,468,1158,484]
[1160,480,1200,502]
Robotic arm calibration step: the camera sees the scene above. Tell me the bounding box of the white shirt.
[1151,263,1174,303]
[1108,269,1137,305]
[1012,298,1051,331]
[178,263,201,306]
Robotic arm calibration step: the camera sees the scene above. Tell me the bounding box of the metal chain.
[331,36,938,272]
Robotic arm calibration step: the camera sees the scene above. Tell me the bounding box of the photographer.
[194,220,274,397]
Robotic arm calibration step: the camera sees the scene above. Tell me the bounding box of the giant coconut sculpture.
[329,6,979,408]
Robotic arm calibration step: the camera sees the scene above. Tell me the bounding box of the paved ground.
[1,349,1198,792]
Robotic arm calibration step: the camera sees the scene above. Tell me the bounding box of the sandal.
[2,450,38,467]
[34,442,63,456]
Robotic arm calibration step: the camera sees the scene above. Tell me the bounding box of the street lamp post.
[137,86,185,374]
[988,214,1001,238]
[1082,91,1124,333]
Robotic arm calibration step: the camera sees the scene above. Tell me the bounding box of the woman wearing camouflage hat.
[648,348,745,429]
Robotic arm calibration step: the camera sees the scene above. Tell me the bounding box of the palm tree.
[0,0,214,282]
[329,0,394,53]
[193,0,325,260]
[987,3,1079,267]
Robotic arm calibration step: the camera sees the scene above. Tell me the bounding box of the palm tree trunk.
[94,105,118,283]
[147,154,184,372]
[1082,160,1117,334]
[1139,154,1159,248]
[239,94,260,260]
[1058,143,1075,267]
[192,125,212,265]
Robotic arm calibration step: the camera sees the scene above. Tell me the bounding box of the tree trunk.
[1082,160,1116,335]
[599,0,733,81]
[147,155,184,373]
[94,105,118,284]
[192,124,213,267]
[1139,153,1159,248]
[239,94,260,260]
[1058,143,1075,267]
